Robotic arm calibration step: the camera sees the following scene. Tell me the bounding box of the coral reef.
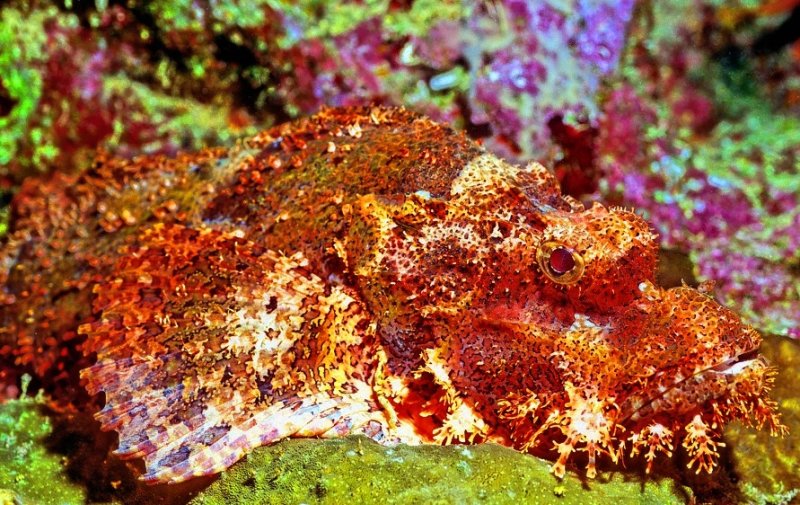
[595,0,800,338]
[190,436,690,505]
[0,1,634,181]
[0,3,262,181]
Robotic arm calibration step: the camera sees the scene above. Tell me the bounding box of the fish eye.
[536,241,585,284]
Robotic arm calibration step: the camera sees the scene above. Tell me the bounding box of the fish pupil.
[549,247,576,275]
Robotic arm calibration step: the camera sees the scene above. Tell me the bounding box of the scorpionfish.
[0,106,784,483]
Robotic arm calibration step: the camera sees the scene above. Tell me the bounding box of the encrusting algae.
[0,106,785,484]
[189,436,693,505]
[0,376,86,505]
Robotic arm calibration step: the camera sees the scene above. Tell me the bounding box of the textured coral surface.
[0,384,86,505]
[597,0,800,338]
[190,436,690,505]
[0,0,633,182]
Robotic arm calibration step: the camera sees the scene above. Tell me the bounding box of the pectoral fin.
[80,224,387,483]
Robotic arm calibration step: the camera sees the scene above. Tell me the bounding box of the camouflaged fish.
[0,106,784,483]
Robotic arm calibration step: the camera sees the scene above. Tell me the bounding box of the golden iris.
[536,241,585,284]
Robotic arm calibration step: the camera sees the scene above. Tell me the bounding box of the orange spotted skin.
[0,106,784,483]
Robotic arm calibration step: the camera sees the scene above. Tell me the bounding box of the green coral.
[693,108,800,205]
[0,8,48,169]
[741,482,800,505]
[149,0,272,32]
[146,0,205,32]
[383,0,463,38]
[282,0,388,38]
[191,437,690,505]
[0,205,7,238]
[269,0,464,45]
[0,377,87,505]
[102,75,259,151]
[0,6,82,174]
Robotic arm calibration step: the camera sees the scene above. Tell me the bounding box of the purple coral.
[575,0,636,74]
[465,1,636,159]
[595,25,800,337]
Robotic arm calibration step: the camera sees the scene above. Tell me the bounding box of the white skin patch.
[415,348,489,444]
[568,313,606,332]
[716,358,757,376]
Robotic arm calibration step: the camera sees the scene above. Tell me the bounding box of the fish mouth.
[708,349,761,375]
[622,346,768,423]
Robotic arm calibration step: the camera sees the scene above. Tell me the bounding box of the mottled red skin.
[0,106,783,483]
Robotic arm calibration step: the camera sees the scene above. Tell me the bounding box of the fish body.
[0,106,783,483]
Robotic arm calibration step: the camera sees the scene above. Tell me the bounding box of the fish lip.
[667,330,764,382]
[708,348,761,374]
[621,344,766,422]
